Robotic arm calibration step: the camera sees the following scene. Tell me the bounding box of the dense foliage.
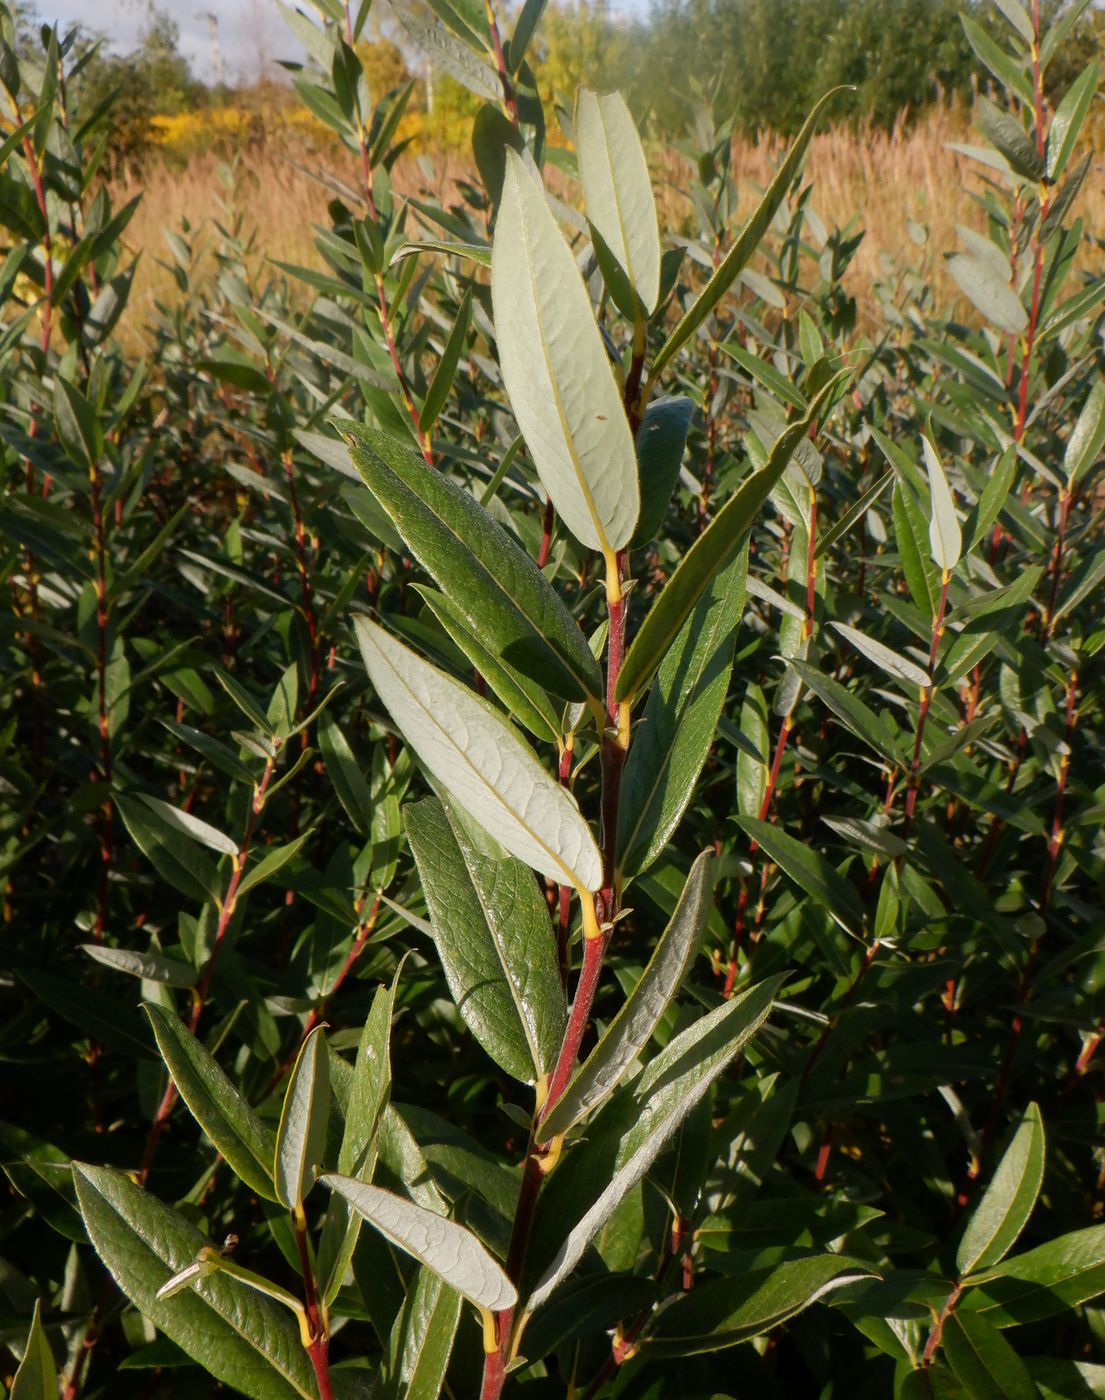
[2,1,1105,1398]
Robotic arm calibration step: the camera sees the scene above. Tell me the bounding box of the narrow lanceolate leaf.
[73,1165,315,1400]
[317,969,402,1308]
[420,288,471,432]
[10,1298,56,1400]
[144,1004,278,1201]
[341,974,399,1175]
[957,1103,1045,1277]
[322,1175,517,1313]
[947,253,1028,336]
[538,851,714,1142]
[492,149,639,555]
[526,977,781,1314]
[922,435,961,573]
[415,586,562,746]
[649,87,847,379]
[116,794,220,905]
[136,795,238,857]
[1064,379,1105,486]
[962,1224,1105,1327]
[646,1255,876,1356]
[317,709,373,833]
[82,943,196,988]
[789,660,903,765]
[355,618,602,893]
[342,421,601,702]
[735,817,865,941]
[631,395,694,548]
[943,1311,1037,1400]
[380,1267,462,1400]
[617,372,847,703]
[575,87,661,315]
[831,622,931,690]
[406,796,565,1083]
[274,1025,330,1211]
[617,546,746,876]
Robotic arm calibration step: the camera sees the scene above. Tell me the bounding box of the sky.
[35,0,319,84]
[32,0,646,86]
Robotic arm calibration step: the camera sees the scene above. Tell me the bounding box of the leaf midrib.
[374,452,598,700]
[512,167,616,557]
[370,628,596,893]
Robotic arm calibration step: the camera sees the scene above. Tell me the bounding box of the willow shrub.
[3,1,1105,1397]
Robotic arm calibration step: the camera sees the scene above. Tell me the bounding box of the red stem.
[294,1211,334,1400]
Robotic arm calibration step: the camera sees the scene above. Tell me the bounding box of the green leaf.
[958,1103,1046,1277]
[420,289,471,432]
[539,850,714,1142]
[19,971,152,1061]
[322,1174,517,1313]
[1047,60,1099,181]
[1052,545,1105,627]
[991,0,1033,43]
[354,617,602,893]
[237,831,313,899]
[415,585,562,746]
[341,977,397,1176]
[923,436,961,573]
[722,341,806,410]
[960,15,1033,105]
[389,238,491,269]
[492,149,639,556]
[892,476,942,618]
[967,447,1018,553]
[116,793,221,905]
[831,621,931,690]
[943,1311,1037,1400]
[649,87,847,379]
[789,659,902,765]
[317,710,374,834]
[647,1254,876,1356]
[82,943,196,988]
[631,396,694,548]
[380,1266,462,1400]
[1064,379,1105,486]
[393,5,500,100]
[134,794,237,858]
[406,795,565,1082]
[341,421,601,702]
[947,252,1028,335]
[736,682,770,817]
[525,976,781,1314]
[144,1004,278,1201]
[10,1299,56,1400]
[976,98,1045,182]
[575,87,661,315]
[195,357,274,395]
[73,1164,315,1400]
[617,545,747,875]
[318,970,401,1307]
[53,377,103,470]
[617,372,846,702]
[962,1225,1105,1327]
[735,816,865,940]
[1028,1359,1105,1399]
[275,1025,330,1211]
[1039,0,1092,67]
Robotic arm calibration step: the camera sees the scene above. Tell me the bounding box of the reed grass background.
[114,101,1105,344]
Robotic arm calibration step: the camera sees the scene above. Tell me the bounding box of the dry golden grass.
[115,104,1104,343]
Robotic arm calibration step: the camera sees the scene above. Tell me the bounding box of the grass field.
[116,102,1104,341]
